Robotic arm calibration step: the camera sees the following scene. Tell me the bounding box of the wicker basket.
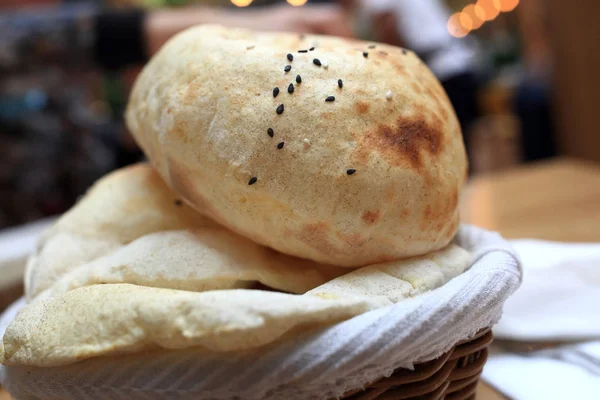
[342,328,493,400]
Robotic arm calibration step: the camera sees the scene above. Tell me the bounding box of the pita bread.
[1,244,469,367]
[25,164,344,300]
[126,25,468,267]
[25,164,216,299]
[34,228,347,302]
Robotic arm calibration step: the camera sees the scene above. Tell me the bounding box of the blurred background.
[0,0,598,230]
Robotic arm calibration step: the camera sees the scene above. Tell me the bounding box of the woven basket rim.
[342,328,492,400]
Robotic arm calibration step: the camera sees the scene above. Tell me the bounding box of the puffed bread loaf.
[126,26,468,267]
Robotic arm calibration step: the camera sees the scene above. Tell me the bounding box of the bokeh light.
[230,0,253,7]
[462,4,484,30]
[474,3,487,22]
[477,0,500,21]
[448,12,471,38]
[459,12,474,31]
[286,0,308,6]
[498,0,520,12]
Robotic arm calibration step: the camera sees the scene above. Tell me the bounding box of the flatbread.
[34,229,347,301]
[25,164,344,300]
[2,244,469,367]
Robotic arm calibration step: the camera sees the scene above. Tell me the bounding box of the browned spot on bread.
[401,208,410,217]
[430,87,453,125]
[353,117,444,169]
[336,232,366,247]
[424,205,432,218]
[297,222,343,258]
[182,80,202,106]
[422,187,459,236]
[438,106,449,121]
[355,101,370,114]
[426,86,445,111]
[420,205,435,231]
[392,60,406,74]
[362,210,381,225]
[170,119,191,144]
[410,82,423,94]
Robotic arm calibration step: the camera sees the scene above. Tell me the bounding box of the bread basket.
[0,224,520,400]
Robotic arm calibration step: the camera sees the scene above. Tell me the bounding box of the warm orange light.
[477,0,500,21]
[498,0,519,12]
[462,4,484,30]
[231,0,253,7]
[474,4,487,22]
[286,0,308,6]
[448,12,470,38]
[459,11,474,31]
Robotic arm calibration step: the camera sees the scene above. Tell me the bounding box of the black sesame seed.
[346,169,356,175]
[363,51,369,58]
[296,75,302,84]
[277,142,285,149]
[273,87,280,97]
[287,53,293,61]
[298,49,308,53]
[368,44,376,49]
[288,83,294,94]
[325,96,335,102]
[174,199,183,206]
[309,47,315,51]
[338,79,343,88]
[248,177,258,185]
[313,58,321,66]
[267,128,274,137]
[402,49,408,55]
[276,104,284,114]
[284,65,292,72]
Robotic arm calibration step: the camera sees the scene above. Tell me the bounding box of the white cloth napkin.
[482,240,600,400]
[1,225,521,400]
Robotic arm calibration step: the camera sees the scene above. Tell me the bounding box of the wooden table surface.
[2,158,599,399]
[462,157,600,242]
